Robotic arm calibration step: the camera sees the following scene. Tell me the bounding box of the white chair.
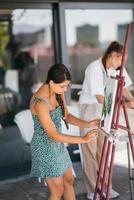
[14,109,34,144]
[14,109,44,183]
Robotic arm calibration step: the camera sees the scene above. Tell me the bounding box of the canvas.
[101,77,118,134]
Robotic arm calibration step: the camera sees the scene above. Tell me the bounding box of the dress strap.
[30,96,51,109]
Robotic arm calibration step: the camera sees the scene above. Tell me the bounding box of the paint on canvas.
[101,77,118,134]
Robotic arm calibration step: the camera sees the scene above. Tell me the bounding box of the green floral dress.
[30,96,72,178]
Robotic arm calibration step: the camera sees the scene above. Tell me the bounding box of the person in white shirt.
[79,41,134,200]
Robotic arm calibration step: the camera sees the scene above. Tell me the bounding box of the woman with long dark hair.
[30,63,100,200]
[79,41,134,200]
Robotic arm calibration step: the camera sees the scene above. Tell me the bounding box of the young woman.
[30,63,100,200]
[79,41,134,200]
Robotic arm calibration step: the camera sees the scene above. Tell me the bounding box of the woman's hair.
[46,63,71,129]
[102,41,123,69]
[46,63,71,84]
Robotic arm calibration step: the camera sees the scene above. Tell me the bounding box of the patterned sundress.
[30,96,72,178]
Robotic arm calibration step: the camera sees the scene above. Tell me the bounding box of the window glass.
[0,9,54,127]
[65,9,133,100]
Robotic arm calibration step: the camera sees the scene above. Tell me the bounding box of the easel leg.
[117,102,134,199]
[127,143,134,200]
[105,144,116,200]
[122,102,134,161]
[93,136,115,200]
[100,141,111,199]
[93,136,108,200]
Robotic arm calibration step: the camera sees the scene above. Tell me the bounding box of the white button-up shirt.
[79,57,132,105]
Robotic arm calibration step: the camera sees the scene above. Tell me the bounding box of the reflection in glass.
[0,9,54,127]
[12,9,54,81]
[65,9,133,100]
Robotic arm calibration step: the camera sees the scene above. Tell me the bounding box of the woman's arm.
[66,113,100,129]
[123,88,134,108]
[61,93,100,129]
[34,101,98,144]
[123,87,134,101]
[95,95,105,104]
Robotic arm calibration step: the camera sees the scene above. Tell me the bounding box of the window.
[65,8,133,100]
[0,9,54,127]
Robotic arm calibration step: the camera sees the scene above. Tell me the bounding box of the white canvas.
[101,77,118,134]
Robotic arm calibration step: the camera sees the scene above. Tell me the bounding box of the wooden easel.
[93,24,134,200]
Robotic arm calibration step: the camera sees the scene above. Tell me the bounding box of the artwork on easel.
[101,77,118,134]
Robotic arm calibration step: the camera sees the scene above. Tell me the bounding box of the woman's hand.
[82,129,98,143]
[87,118,100,129]
[126,100,134,109]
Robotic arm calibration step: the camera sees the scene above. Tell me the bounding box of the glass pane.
[65,9,133,101]
[0,9,54,128]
